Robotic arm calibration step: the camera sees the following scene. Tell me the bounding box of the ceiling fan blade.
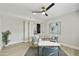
[46,3,55,11]
[45,13,48,16]
[32,11,42,13]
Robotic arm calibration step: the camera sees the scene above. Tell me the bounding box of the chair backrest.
[32,35,39,42]
[50,35,58,42]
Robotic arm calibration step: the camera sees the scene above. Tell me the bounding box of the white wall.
[45,10,79,48]
[0,14,44,47]
[60,10,79,48]
[0,16,2,50]
[1,15,25,45]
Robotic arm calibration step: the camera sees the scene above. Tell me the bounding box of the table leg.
[37,46,39,56]
[58,46,59,56]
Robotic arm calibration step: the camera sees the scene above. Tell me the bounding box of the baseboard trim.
[7,40,29,46]
[60,43,79,56]
[61,43,79,51]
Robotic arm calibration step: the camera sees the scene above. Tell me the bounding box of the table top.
[38,40,60,47]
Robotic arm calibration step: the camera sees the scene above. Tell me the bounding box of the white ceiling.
[0,3,79,21]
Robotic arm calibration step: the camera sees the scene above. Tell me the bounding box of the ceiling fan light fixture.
[32,3,55,16]
[42,12,45,15]
[33,13,37,15]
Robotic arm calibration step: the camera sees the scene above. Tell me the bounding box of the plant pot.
[2,42,8,48]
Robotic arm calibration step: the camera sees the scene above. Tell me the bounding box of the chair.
[31,35,39,47]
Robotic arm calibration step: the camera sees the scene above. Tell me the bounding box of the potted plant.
[2,30,11,48]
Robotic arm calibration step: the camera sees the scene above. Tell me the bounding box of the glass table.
[37,39,60,56]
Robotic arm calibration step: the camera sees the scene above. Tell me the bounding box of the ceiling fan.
[32,3,55,16]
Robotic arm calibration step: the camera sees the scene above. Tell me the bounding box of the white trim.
[7,41,25,46]
[61,43,79,50]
